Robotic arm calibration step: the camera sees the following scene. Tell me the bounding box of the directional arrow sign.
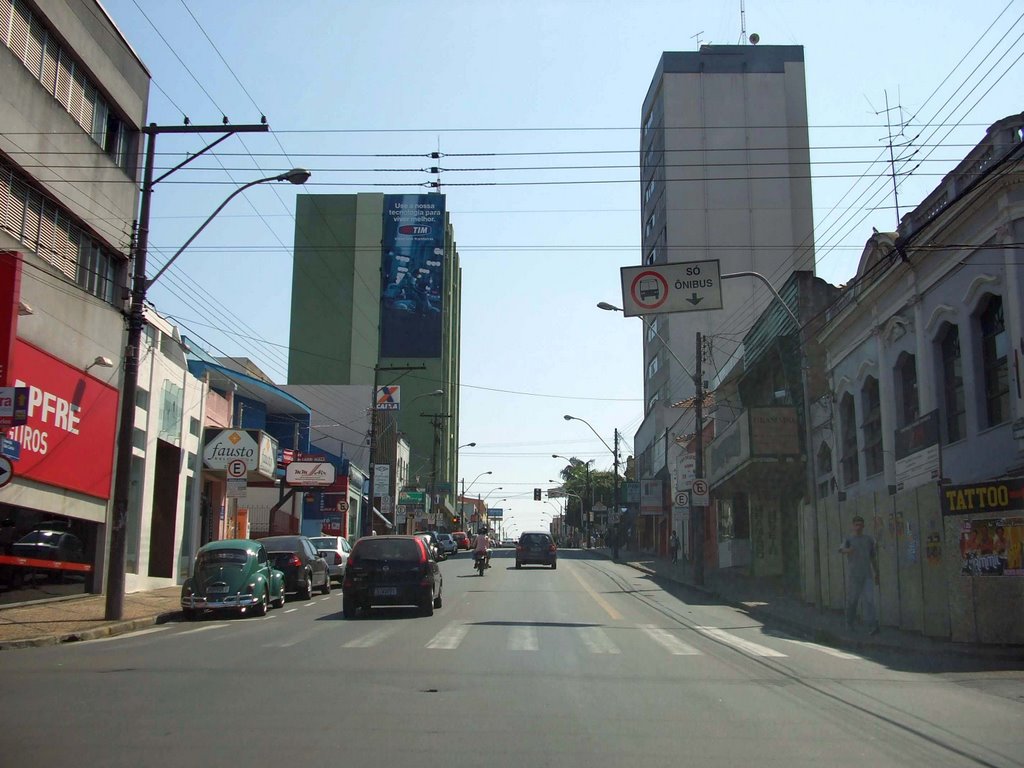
[0,456,12,488]
[620,260,723,317]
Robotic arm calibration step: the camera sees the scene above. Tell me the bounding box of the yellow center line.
[569,562,622,621]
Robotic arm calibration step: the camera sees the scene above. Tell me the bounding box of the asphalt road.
[1,549,1022,768]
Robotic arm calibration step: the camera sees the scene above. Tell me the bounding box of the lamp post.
[461,469,491,532]
[105,121,309,621]
[564,414,621,559]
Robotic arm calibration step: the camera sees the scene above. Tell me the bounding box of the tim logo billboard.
[380,194,445,358]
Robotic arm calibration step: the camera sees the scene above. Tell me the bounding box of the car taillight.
[334,553,343,565]
[290,554,302,567]
[549,544,557,552]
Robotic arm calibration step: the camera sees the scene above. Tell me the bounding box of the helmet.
[478,526,488,534]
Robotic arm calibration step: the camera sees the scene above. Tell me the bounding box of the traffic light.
[534,488,541,501]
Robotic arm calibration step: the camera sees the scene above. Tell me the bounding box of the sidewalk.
[0,587,182,650]
[596,547,1024,662]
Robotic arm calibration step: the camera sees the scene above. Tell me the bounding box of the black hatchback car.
[342,535,442,618]
[516,531,557,569]
[256,535,331,600]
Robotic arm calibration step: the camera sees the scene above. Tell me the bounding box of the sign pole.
[693,331,705,586]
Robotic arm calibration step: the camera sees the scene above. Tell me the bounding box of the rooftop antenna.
[740,0,746,43]
[691,30,705,49]
[872,89,917,227]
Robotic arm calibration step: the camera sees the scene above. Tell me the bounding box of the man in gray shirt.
[839,515,879,634]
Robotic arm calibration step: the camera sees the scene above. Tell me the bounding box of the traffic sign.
[691,478,709,506]
[336,499,350,513]
[227,459,247,479]
[0,455,11,487]
[674,490,690,508]
[620,260,723,317]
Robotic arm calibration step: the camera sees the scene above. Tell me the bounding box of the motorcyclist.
[473,526,491,568]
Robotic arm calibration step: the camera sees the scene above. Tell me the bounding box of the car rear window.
[196,549,248,568]
[258,536,301,552]
[521,534,551,546]
[310,537,337,549]
[268,552,296,567]
[353,538,422,561]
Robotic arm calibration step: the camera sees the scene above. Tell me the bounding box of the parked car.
[309,535,352,583]
[436,532,458,556]
[415,531,445,561]
[11,529,86,564]
[181,539,285,619]
[452,531,470,550]
[516,531,557,569]
[257,535,331,599]
[342,535,442,618]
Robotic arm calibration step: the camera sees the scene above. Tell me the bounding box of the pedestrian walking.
[839,515,879,634]
[669,530,679,563]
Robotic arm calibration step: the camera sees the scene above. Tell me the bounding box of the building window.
[861,377,883,477]
[1,0,137,175]
[817,443,833,498]
[939,324,965,443]
[894,352,918,426]
[646,315,660,342]
[840,393,859,486]
[979,295,1009,427]
[647,353,660,380]
[644,210,657,240]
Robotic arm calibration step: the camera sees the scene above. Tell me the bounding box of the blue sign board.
[1,437,20,461]
[380,194,446,358]
[488,507,503,519]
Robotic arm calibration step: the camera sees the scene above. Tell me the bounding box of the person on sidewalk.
[839,515,879,634]
[669,530,679,563]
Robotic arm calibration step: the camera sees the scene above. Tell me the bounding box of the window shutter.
[22,187,42,254]
[24,8,43,78]
[40,33,57,94]
[54,46,72,110]
[9,177,29,241]
[8,0,28,62]
[69,66,86,128]
[0,0,14,49]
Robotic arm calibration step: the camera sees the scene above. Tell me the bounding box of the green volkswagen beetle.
[181,539,286,619]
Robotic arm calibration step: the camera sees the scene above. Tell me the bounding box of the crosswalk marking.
[778,636,860,659]
[179,623,229,636]
[640,624,701,655]
[578,626,620,654]
[343,624,402,648]
[507,626,539,651]
[426,622,469,650]
[695,626,787,657]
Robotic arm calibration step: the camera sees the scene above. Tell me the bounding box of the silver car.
[309,535,352,583]
[436,532,458,556]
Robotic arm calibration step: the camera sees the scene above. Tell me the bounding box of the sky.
[98,0,1023,536]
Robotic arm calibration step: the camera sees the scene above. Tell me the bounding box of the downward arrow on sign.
[687,293,704,306]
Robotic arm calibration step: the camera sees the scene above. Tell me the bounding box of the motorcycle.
[474,549,489,576]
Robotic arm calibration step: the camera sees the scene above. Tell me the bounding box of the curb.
[601,552,1024,661]
[0,609,182,651]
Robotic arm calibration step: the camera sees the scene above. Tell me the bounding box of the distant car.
[342,535,443,618]
[416,531,445,561]
[257,535,331,600]
[309,535,352,583]
[436,532,458,556]
[452,531,470,550]
[501,538,515,548]
[181,539,285,619]
[516,531,557,569]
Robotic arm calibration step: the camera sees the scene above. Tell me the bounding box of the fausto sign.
[203,429,259,470]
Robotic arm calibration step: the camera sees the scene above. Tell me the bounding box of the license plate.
[207,585,229,594]
[374,587,397,597]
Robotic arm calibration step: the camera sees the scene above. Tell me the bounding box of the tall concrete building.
[635,45,815,524]
[289,193,462,526]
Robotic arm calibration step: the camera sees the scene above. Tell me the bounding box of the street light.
[460,469,492,532]
[458,442,477,449]
[564,414,621,559]
[553,453,594,539]
[105,120,308,620]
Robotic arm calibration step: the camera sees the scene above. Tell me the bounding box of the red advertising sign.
[0,251,23,387]
[5,340,119,499]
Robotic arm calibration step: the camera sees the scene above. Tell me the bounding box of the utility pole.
[612,428,620,560]
[693,331,705,586]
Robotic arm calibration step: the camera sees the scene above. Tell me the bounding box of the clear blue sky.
[101,0,1022,535]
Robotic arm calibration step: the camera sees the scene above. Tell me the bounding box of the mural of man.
[839,515,880,634]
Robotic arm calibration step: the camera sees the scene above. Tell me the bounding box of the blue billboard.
[380,194,446,358]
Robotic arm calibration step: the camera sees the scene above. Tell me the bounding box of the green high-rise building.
[288,193,462,526]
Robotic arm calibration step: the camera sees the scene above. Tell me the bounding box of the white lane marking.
[578,626,620,654]
[343,624,402,648]
[695,626,788,657]
[426,622,469,650]
[507,626,539,651]
[80,627,168,644]
[179,623,229,636]
[320,596,332,602]
[284,609,298,614]
[640,624,701,655]
[778,636,860,660]
[303,601,317,608]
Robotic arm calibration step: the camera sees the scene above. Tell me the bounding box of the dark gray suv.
[515,531,557,569]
